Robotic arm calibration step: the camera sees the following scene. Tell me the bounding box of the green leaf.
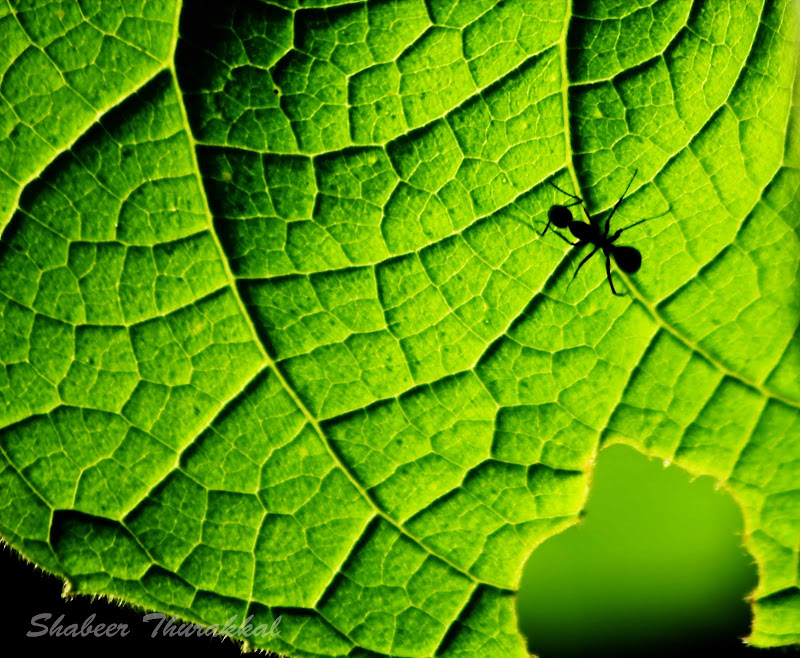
[1,0,798,654]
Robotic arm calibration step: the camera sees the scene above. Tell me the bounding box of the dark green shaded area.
[518,443,758,656]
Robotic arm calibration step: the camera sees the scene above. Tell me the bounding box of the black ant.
[542,169,658,295]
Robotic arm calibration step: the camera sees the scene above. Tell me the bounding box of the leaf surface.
[0,0,799,654]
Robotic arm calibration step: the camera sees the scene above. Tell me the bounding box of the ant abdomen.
[612,246,641,273]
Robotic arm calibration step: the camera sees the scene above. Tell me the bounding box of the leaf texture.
[0,0,798,654]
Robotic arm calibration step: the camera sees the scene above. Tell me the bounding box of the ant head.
[548,205,572,229]
[613,246,642,273]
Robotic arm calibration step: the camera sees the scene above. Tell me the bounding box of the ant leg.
[603,168,638,236]
[567,246,598,288]
[551,230,580,246]
[611,208,670,239]
[605,254,620,295]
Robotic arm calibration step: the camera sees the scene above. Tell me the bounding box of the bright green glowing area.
[518,443,756,656]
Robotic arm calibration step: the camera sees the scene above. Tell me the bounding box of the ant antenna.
[548,179,582,202]
[548,179,592,222]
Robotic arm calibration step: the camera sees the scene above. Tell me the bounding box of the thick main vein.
[166,0,508,594]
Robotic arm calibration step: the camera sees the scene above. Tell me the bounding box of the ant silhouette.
[542,169,659,295]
